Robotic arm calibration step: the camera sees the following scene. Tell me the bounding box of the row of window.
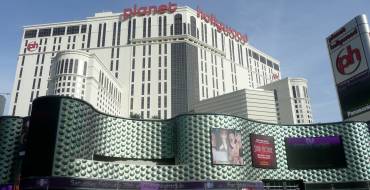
[292,85,309,99]
[99,71,122,104]
[24,25,87,38]
[248,49,279,71]
[56,59,87,76]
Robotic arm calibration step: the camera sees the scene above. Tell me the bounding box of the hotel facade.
[10,3,286,121]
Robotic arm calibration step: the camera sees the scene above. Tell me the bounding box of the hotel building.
[10,3,283,120]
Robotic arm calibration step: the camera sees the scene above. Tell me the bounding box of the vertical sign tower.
[326,14,370,121]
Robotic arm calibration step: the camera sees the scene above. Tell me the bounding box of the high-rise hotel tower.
[10,3,282,119]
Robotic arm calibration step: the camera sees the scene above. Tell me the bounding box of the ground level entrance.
[262,180,304,190]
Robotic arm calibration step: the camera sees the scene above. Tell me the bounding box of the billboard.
[210,128,244,165]
[285,136,347,169]
[326,15,370,120]
[250,134,277,169]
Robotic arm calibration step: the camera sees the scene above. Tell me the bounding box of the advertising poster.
[326,15,370,120]
[250,134,277,169]
[285,136,347,169]
[211,128,244,165]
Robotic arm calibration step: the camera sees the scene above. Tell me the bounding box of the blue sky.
[0,0,369,122]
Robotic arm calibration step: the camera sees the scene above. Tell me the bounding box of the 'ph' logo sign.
[26,41,38,52]
[336,45,361,75]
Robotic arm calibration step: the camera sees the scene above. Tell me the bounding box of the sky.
[0,0,369,122]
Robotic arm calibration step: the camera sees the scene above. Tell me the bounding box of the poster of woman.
[211,128,244,165]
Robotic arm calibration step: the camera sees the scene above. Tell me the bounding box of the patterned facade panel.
[52,98,176,177]
[1,97,369,184]
[0,117,23,184]
[49,97,370,183]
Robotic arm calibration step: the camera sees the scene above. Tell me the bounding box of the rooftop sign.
[197,8,248,44]
[122,2,177,20]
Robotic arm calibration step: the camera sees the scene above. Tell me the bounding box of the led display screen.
[285,136,347,169]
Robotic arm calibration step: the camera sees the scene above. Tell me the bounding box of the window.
[190,16,196,37]
[132,19,136,39]
[148,17,151,37]
[19,68,23,78]
[17,80,21,90]
[83,61,87,75]
[158,16,162,36]
[163,16,167,36]
[112,22,116,46]
[130,98,134,109]
[141,97,144,109]
[164,96,167,108]
[132,59,135,69]
[102,23,106,47]
[97,24,102,47]
[34,67,38,77]
[68,59,73,73]
[24,30,37,38]
[53,27,65,36]
[174,14,182,35]
[64,59,69,73]
[143,18,146,38]
[74,60,78,74]
[267,59,273,67]
[38,28,51,37]
[127,20,131,43]
[87,25,92,48]
[81,25,87,33]
[67,25,80,34]
[37,79,41,89]
[292,86,297,98]
[117,21,121,45]
[32,79,36,89]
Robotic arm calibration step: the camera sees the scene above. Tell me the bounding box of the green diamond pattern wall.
[0,117,23,184]
[50,97,370,183]
[1,96,369,185]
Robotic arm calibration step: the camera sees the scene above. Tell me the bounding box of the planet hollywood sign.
[121,2,177,20]
[197,8,248,44]
[120,3,248,44]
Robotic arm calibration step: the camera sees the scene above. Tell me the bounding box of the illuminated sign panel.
[122,2,177,20]
[250,134,277,169]
[326,15,370,119]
